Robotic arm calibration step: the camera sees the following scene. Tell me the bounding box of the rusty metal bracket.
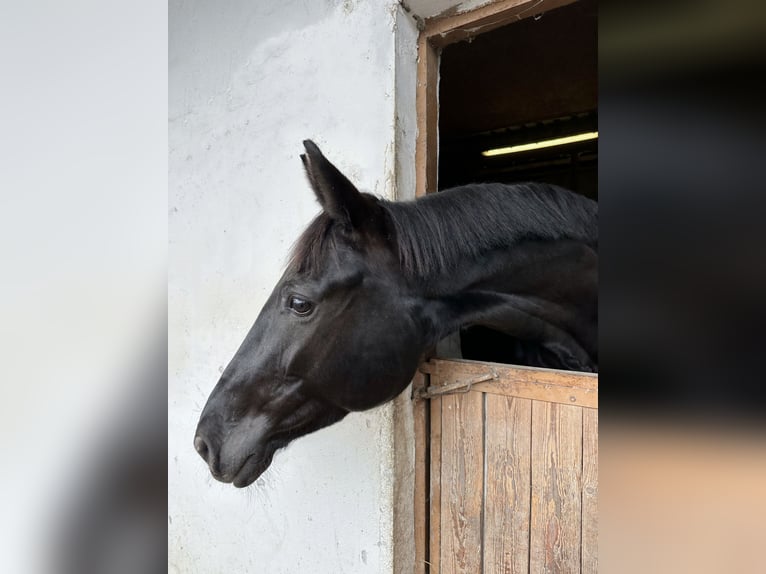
[414,371,498,400]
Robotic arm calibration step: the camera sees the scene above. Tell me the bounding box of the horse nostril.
[194,435,210,463]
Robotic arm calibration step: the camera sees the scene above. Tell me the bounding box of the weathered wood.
[424,369,597,574]
[581,408,598,574]
[413,372,429,574]
[424,0,580,48]
[484,395,532,574]
[424,358,598,408]
[415,33,439,198]
[530,401,583,573]
[429,395,442,574]
[441,391,484,574]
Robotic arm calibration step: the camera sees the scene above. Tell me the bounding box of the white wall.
[405,0,494,20]
[169,1,419,572]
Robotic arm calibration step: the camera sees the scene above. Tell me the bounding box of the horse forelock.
[286,212,336,275]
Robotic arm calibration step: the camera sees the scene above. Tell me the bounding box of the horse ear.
[300,140,373,229]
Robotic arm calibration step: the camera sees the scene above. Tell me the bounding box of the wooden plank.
[530,401,583,573]
[581,408,598,574]
[426,358,598,390]
[425,0,580,48]
[476,379,595,408]
[440,391,484,574]
[415,33,439,198]
[413,372,429,574]
[425,358,598,408]
[429,395,442,574]
[484,395,532,574]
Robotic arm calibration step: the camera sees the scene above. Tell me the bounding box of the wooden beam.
[423,358,598,408]
[428,395,442,574]
[581,408,599,573]
[412,372,429,574]
[424,0,580,48]
[415,32,439,197]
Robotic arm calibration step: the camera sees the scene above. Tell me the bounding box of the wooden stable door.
[418,359,598,574]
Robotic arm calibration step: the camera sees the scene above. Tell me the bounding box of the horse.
[194,140,597,487]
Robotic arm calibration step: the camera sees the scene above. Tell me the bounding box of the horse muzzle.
[194,412,273,487]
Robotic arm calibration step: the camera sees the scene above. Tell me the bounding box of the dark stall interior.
[438,0,598,200]
[437,0,598,364]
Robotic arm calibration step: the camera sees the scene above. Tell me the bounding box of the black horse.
[194,140,597,487]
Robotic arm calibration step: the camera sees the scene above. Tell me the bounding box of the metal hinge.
[414,371,497,400]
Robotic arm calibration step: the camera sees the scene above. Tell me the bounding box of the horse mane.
[288,182,597,278]
[383,182,598,278]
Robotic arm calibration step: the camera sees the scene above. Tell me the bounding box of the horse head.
[193,141,431,487]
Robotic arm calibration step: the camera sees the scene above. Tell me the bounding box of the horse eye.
[288,296,314,316]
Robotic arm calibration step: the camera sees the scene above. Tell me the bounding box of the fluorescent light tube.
[481,131,598,157]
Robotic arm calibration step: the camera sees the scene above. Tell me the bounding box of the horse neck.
[383,185,598,369]
[415,238,598,371]
[422,237,594,300]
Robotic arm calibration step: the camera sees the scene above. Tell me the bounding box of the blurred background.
[0,1,166,573]
[600,0,766,572]
[0,0,764,572]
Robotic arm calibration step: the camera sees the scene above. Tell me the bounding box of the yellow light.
[481,131,599,157]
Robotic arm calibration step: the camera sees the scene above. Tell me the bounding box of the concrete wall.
[169,1,419,572]
[404,0,494,20]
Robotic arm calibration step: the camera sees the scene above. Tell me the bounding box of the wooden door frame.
[412,1,584,571]
[414,0,580,199]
